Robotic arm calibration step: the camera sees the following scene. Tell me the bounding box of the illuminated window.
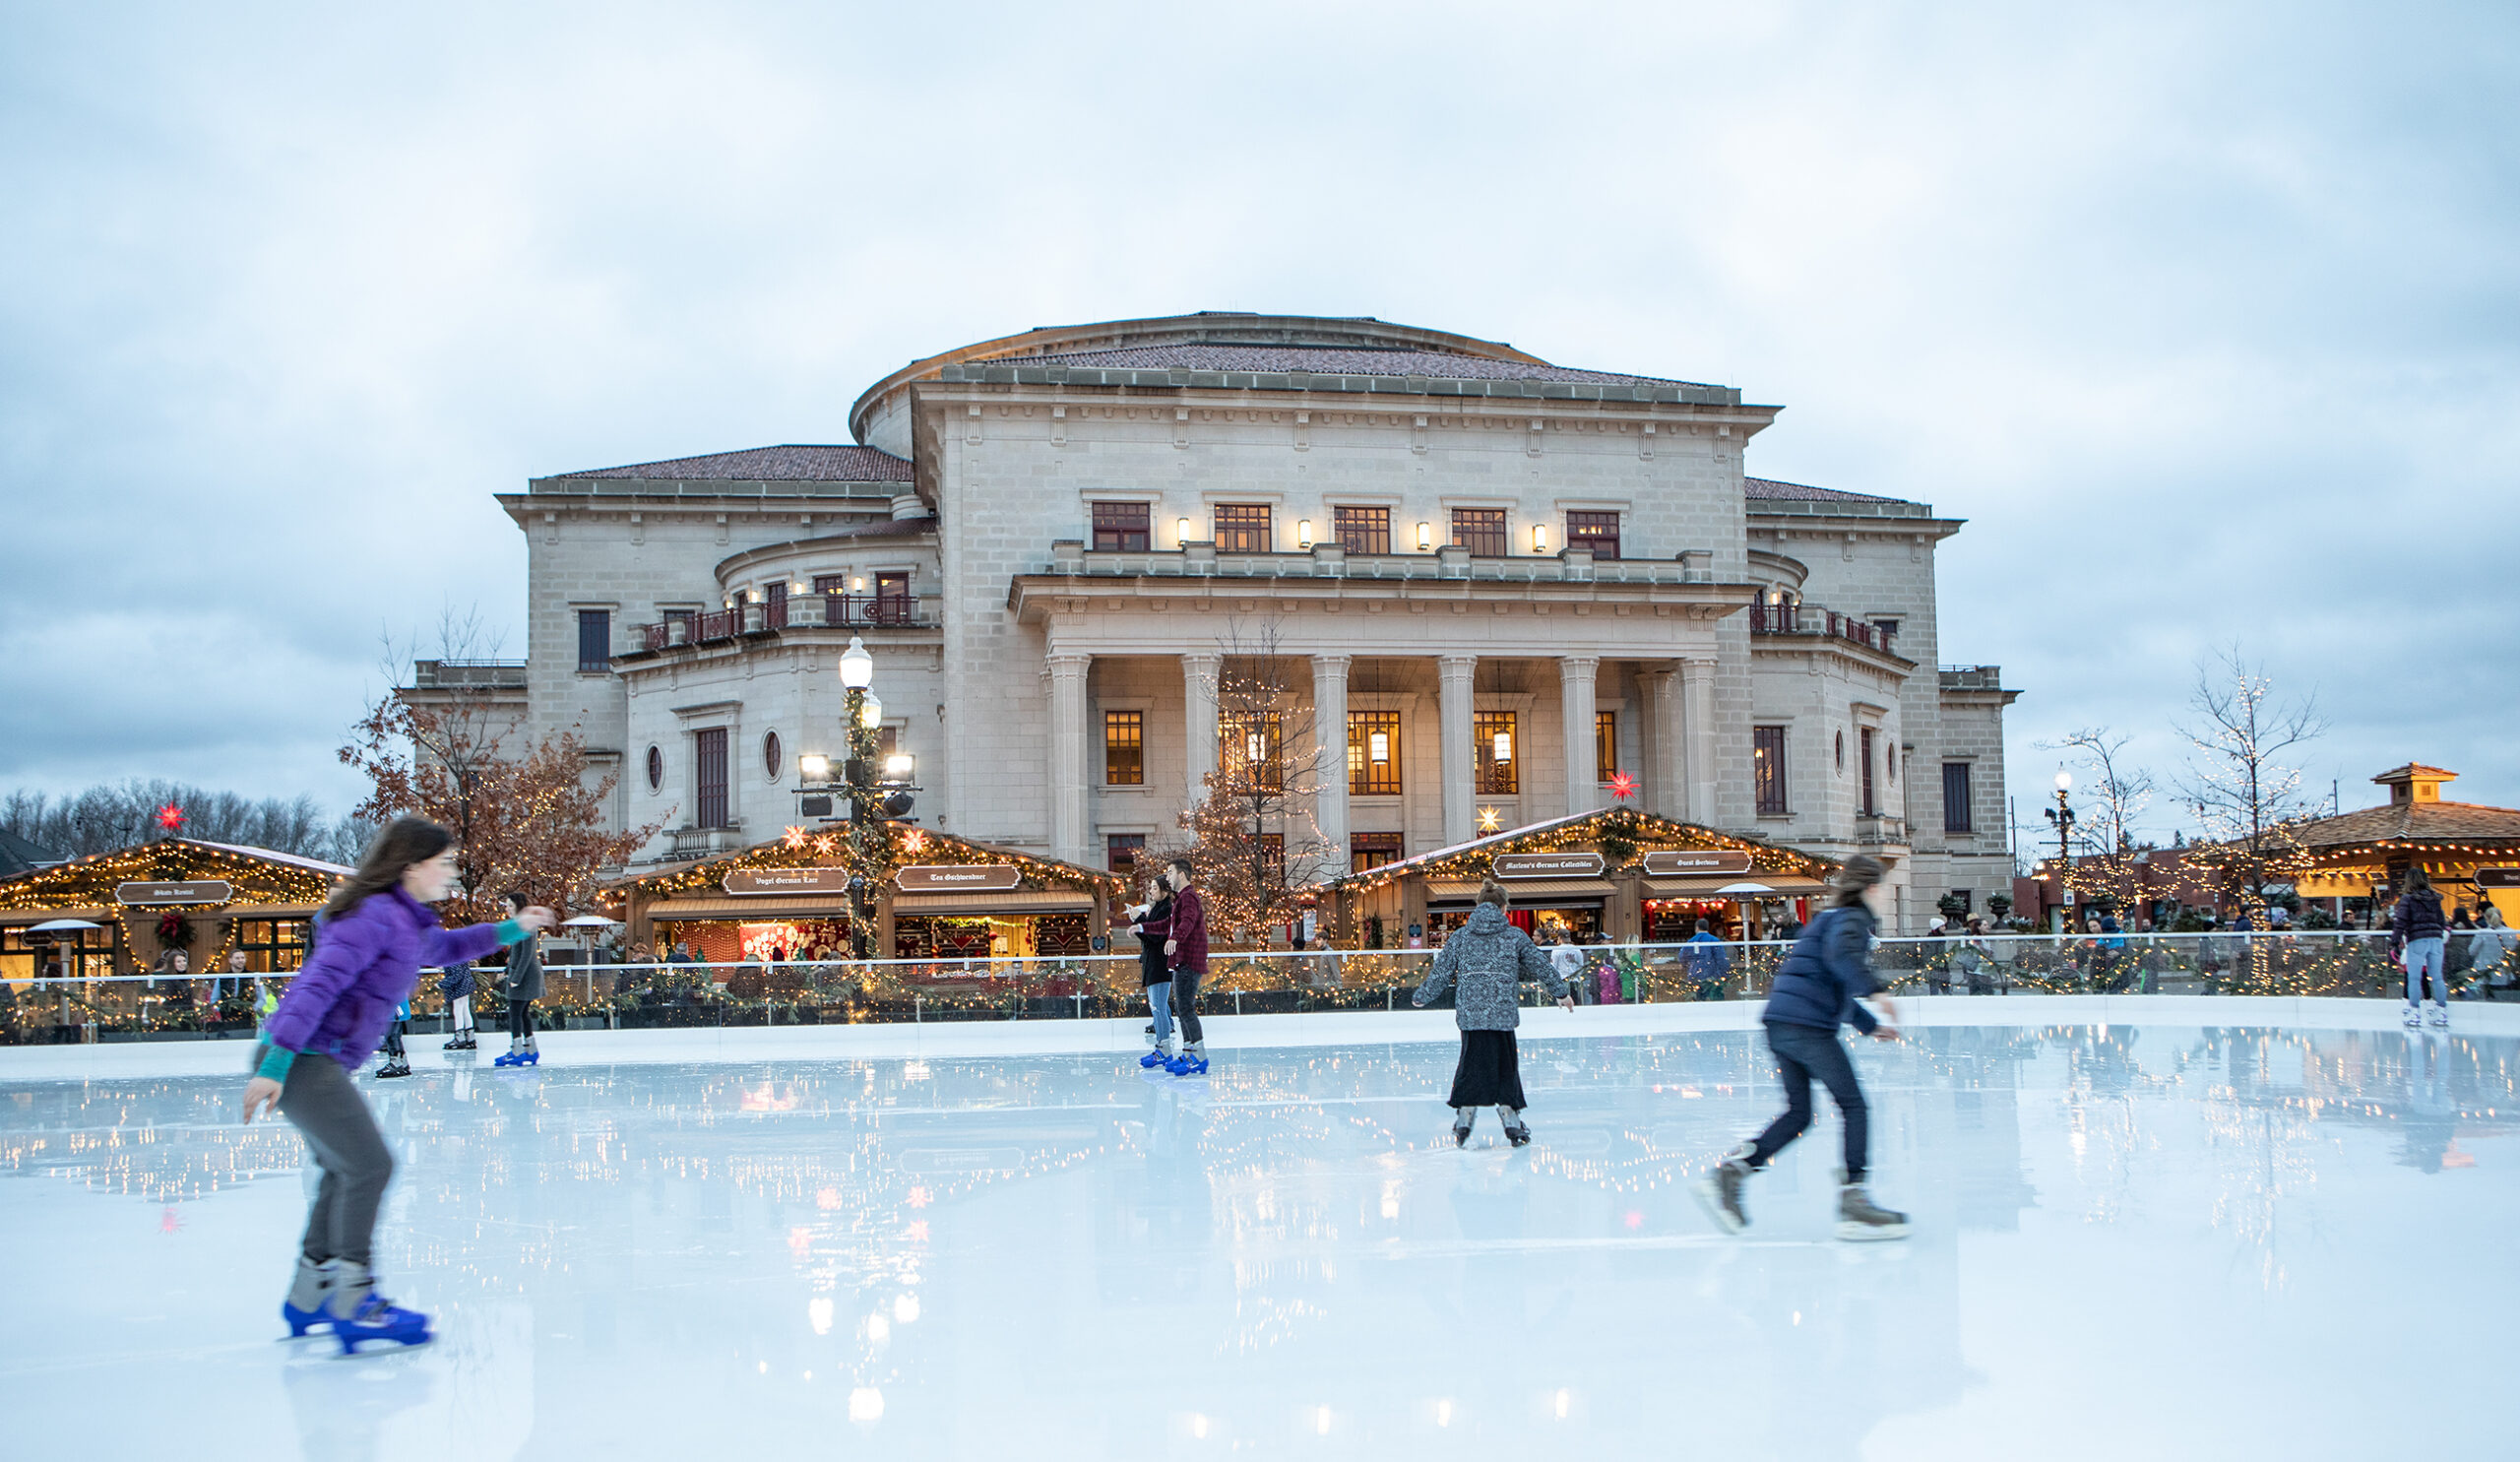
[1595,711,1617,784]
[1451,508,1507,557]
[1474,711,1518,795]
[1350,832,1403,871]
[1567,511,1621,560]
[1333,506,1390,555]
[1213,504,1272,553]
[1753,727,1788,814]
[1348,710,1402,795]
[1221,711,1284,793]
[1092,502,1150,551]
[1103,711,1144,786]
[1105,833,1147,874]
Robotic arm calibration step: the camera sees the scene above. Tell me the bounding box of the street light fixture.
[2044,770,2078,927]
[838,635,874,689]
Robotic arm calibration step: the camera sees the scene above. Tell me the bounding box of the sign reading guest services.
[723,868,852,896]
[895,864,1023,893]
[1640,851,1756,877]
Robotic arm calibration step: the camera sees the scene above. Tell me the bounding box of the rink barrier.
[1,930,2497,1044]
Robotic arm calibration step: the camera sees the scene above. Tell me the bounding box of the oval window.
[764,730,783,780]
[1834,731,1845,773]
[1887,743,1897,782]
[646,745,663,792]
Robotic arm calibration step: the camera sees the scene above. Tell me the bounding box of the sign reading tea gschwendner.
[723,868,853,896]
[1489,852,1606,880]
[114,880,235,906]
[895,864,1024,892]
[1640,850,1756,877]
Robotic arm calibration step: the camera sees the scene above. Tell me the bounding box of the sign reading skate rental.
[1489,852,1606,880]
[895,863,1024,893]
[114,880,233,906]
[722,868,852,896]
[1640,850,1755,877]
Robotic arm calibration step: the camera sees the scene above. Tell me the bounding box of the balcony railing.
[818,592,925,628]
[638,595,932,652]
[1050,541,1716,586]
[1749,604,1898,653]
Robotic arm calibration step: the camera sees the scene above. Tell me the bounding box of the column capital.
[1310,652,1354,673]
[1436,655,1479,680]
[1558,654,1601,673]
[1180,651,1223,668]
[1044,652,1093,674]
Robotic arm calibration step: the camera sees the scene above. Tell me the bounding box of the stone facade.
[492,313,2019,929]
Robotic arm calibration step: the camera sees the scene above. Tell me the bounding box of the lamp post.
[837,636,879,959]
[2044,770,2076,930]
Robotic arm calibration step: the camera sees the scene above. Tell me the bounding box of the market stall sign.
[1641,850,1754,877]
[1490,852,1605,880]
[723,868,852,897]
[2479,867,2520,890]
[114,880,232,906]
[895,863,1023,893]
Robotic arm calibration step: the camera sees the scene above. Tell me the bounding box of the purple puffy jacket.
[263,886,510,1066]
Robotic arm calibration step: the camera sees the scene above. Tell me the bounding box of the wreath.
[157,911,194,948]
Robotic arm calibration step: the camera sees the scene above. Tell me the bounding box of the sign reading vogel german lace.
[1489,852,1606,880]
[723,868,852,896]
[894,864,1023,892]
[114,880,234,906]
[1640,850,1756,877]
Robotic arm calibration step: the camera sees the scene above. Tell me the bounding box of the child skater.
[241,817,552,1351]
[1124,870,1176,1069]
[1694,854,1909,1240]
[493,890,546,1067]
[438,955,478,1051]
[1413,880,1574,1147]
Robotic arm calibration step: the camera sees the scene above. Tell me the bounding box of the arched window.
[763,731,783,781]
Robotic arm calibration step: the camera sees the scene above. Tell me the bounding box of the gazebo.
[2287,764,2520,922]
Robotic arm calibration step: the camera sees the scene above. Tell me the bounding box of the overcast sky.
[4,1,2514,850]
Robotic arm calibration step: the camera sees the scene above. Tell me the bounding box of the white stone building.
[494,312,2019,931]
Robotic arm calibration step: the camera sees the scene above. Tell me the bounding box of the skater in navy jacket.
[1695,854,1911,1240]
[241,816,552,1351]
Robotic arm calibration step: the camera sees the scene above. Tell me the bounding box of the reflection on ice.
[2,1022,2517,1460]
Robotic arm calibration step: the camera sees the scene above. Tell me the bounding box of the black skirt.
[1446,1029,1527,1109]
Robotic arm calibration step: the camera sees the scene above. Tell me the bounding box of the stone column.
[1559,656,1600,819]
[1311,654,1353,877]
[1437,655,1478,847]
[1181,652,1221,806]
[1680,657,1719,826]
[1644,667,1686,822]
[1045,653,1092,865]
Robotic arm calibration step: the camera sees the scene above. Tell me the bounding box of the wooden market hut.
[2285,764,2520,923]
[0,839,350,1032]
[1323,806,1839,949]
[603,822,1123,963]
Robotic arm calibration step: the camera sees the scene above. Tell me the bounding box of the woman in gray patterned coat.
[1413,880,1574,1147]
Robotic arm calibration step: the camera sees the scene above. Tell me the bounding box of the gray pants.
[259,1047,394,1266]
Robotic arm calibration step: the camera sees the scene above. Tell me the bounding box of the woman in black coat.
[1125,871,1176,1068]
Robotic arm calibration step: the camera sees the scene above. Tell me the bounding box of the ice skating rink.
[3,1000,2514,1461]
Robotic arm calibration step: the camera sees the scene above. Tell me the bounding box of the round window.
[764,730,783,780]
[1834,731,1845,773]
[646,745,663,792]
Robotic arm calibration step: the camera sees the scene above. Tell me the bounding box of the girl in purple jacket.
[241,816,552,1352]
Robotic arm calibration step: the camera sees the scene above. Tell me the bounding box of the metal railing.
[1749,604,1897,652]
[2,932,2500,1046]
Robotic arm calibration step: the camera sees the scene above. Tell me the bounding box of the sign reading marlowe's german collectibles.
[894,864,1024,892]
[723,868,852,896]
[1639,850,1756,877]
[1489,852,1606,880]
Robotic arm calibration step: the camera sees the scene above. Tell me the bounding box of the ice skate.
[1166,1048,1209,1077]
[1452,1109,1476,1147]
[324,1262,431,1354]
[443,1032,474,1051]
[376,1057,411,1079]
[494,1041,522,1067]
[1138,1045,1170,1069]
[2427,1002,2450,1029]
[2402,1002,2423,1028]
[1835,1181,1910,1241]
[1694,1145,1754,1234]
[520,1040,540,1067]
[281,1256,334,1337]
[1499,1106,1532,1147]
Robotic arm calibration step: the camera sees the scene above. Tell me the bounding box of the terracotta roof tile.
[549,445,914,482]
[2297,800,2520,851]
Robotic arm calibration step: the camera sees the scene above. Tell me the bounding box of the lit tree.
[339,609,662,924]
[2174,646,2327,907]
[2039,727,2155,916]
[1157,621,1337,939]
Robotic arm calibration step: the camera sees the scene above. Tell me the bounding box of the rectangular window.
[1105,833,1147,874]
[1350,832,1404,871]
[1348,709,1403,795]
[1945,888,1974,915]
[1220,711,1284,793]
[1859,728,1878,816]
[1103,711,1144,786]
[576,609,611,672]
[1333,505,1390,555]
[1092,502,1150,552]
[873,572,912,622]
[1474,710,1518,795]
[1257,833,1286,885]
[1451,508,1507,557]
[810,574,848,595]
[1595,711,1618,785]
[1213,504,1272,553]
[1942,761,1974,833]
[695,728,729,829]
[1567,511,1621,560]
[1753,727,1789,815]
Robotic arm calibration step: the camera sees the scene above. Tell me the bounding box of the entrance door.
[874,573,912,623]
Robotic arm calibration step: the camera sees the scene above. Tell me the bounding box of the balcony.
[1939,665,2006,692]
[1855,813,1909,846]
[1749,604,1899,655]
[1046,540,1716,586]
[638,595,933,653]
[410,659,528,689]
[667,825,745,858]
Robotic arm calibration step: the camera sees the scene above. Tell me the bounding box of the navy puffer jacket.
[2393,888,2447,945]
[1760,905,1883,1035]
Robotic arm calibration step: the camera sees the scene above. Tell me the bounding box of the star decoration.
[1477,806,1502,833]
[783,825,809,849]
[1607,770,1638,801]
[156,802,185,832]
[902,830,927,854]
[814,835,839,856]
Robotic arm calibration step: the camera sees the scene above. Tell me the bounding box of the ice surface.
[2,1010,2513,1460]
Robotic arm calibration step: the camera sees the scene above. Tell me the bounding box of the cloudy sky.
[4,1,2513,847]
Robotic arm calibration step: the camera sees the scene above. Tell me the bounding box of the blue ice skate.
[1166,1051,1209,1077]
[282,1256,333,1337]
[1138,1047,1169,1069]
[326,1264,432,1355]
[520,1047,539,1066]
